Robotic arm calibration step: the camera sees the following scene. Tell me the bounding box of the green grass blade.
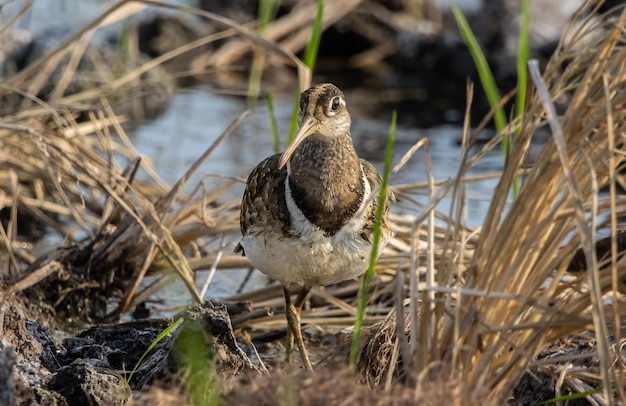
[288,0,323,143]
[247,0,281,105]
[287,89,300,144]
[265,91,280,154]
[539,388,603,405]
[450,4,507,136]
[175,319,222,406]
[350,110,396,368]
[116,20,130,63]
[510,0,530,196]
[303,0,324,71]
[125,316,184,387]
[515,0,530,121]
[258,0,280,31]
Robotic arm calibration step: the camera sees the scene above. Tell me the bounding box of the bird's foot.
[285,302,313,371]
[285,310,295,364]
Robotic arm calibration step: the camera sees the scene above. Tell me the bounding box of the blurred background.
[0,0,610,305]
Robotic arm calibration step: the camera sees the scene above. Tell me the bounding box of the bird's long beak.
[278,116,318,169]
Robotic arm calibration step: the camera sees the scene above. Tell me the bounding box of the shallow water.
[132,87,510,313]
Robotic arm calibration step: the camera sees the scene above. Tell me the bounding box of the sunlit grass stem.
[451,1,530,197]
[175,319,222,406]
[511,0,530,196]
[125,317,184,387]
[265,91,280,154]
[303,0,324,72]
[350,111,396,367]
[451,4,507,135]
[247,0,281,105]
[287,0,324,143]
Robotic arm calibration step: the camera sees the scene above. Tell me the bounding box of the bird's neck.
[287,134,365,235]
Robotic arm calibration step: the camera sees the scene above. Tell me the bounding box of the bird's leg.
[283,286,313,370]
[293,287,312,369]
[294,287,309,313]
[283,286,295,365]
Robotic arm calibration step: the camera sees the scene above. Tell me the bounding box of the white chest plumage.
[241,172,380,291]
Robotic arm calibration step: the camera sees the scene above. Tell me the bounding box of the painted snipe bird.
[235,83,393,370]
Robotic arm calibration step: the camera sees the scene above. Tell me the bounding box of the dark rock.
[1,305,60,372]
[48,361,126,406]
[61,322,163,371]
[25,320,61,372]
[1,303,66,405]
[173,301,257,375]
[0,346,16,406]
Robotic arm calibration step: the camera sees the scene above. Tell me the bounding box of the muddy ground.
[1,298,260,405]
[0,290,607,405]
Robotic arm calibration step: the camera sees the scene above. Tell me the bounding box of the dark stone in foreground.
[175,301,256,374]
[0,346,16,406]
[48,361,125,406]
[0,300,255,405]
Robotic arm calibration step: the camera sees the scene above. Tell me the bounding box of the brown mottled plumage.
[236,83,393,370]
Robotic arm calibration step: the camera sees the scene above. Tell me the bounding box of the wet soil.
[1,291,610,405]
[1,299,258,405]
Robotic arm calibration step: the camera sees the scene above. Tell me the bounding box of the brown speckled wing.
[359,159,394,243]
[235,154,291,255]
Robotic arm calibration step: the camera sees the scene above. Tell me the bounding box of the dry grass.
[1,0,626,404]
[0,0,318,321]
[383,5,626,404]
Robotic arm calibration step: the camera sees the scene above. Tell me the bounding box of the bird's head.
[278,83,351,169]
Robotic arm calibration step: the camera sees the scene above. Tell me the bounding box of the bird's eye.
[329,97,341,113]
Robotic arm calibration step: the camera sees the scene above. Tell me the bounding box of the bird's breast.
[241,218,376,291]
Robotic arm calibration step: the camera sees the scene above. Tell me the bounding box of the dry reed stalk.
[2,0,312,121]
[0,0,322,323]
[0,93,251,320]
[207,0,361,68]
[390,5,626,403]
[320,3,626,404]
[0,0,470,351]
[4,0,148,96]
[136,0,312,91]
